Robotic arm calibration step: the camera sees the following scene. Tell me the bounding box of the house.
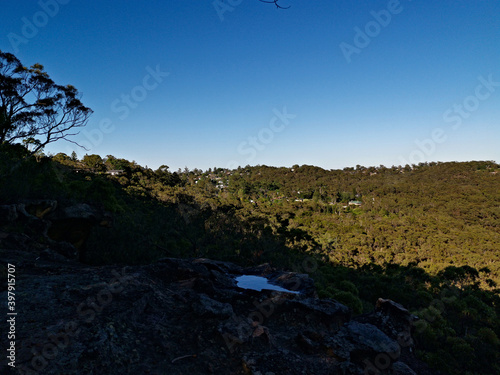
[348,200,362,206]
[106,170,124,176]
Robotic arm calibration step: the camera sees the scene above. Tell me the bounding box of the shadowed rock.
[326,321,400,363]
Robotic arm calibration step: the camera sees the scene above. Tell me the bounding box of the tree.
[0,50,92,155]
[82,154,105,172]
[105,155,132,171]
[52,152,70,163]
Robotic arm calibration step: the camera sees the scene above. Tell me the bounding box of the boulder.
[392,361,418,375]
[327,321,400,364]
[0,200,111,260]
[22,199,58,219]
[194,293,234,318]
[355,298,418,351]
[280,297,351,331]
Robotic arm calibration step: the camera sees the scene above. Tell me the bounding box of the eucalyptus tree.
[0,50,92,155]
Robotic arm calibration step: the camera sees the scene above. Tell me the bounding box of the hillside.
[1,146,499,374]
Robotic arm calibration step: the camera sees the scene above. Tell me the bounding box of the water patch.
[235,275,300,294]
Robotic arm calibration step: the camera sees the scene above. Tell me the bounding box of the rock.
[219,315,255,346]
[295,332,319,354]
[192,258,243,274]
[14,203,50,233]
[210,269,238,290]
[268,271,316,296]
[244,263,275,276]
[155,257,211,280]
[334,361,365,375]
[0,204,18,224]
[46,240,79,260]
[375,298,413,324]
[47,217,95,252]
[60,203,97,220]
[0,200,111,260]
[327,321,400,364]
[23,199,58,218]
[46,203,112,253]
[0,244,433,375]
[392,361,418,375]
[280,297,351,331]
[355,298,419,354]
[195,293,233,318]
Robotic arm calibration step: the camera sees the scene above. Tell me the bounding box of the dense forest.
[1,144,499,375]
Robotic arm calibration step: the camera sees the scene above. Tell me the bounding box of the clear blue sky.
[1,0,499,171]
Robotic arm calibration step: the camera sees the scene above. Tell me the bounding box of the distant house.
[348,200,362,206]
[106,170,124,176]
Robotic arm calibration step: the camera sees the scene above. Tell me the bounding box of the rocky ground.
[0,201,439,374]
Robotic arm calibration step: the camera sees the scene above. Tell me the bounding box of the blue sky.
[1,0,499,171]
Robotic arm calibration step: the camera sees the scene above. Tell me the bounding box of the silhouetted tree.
[0,50,92,154]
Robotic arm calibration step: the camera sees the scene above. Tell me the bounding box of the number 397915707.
[7,264,16,311]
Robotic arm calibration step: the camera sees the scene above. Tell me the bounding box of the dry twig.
[171,354,197,364]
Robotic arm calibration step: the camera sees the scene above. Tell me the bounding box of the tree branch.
[258,0,290,9]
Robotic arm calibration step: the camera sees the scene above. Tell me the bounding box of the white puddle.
[235,275,300,294]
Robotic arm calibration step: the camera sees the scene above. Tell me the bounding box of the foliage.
[1,148,499,375]
[82,154,106,172]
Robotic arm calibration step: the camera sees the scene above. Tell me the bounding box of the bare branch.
[258,0,290,9]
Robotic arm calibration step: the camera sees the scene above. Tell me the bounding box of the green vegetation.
[1,146,499,375]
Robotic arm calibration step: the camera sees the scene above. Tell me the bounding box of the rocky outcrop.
[0,200,110,260]
[0,203,436,374]
[0,238,437,375]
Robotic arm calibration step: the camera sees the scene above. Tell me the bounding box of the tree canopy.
[0,50,92,154]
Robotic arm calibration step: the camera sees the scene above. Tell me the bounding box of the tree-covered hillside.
[1,147,499,375]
